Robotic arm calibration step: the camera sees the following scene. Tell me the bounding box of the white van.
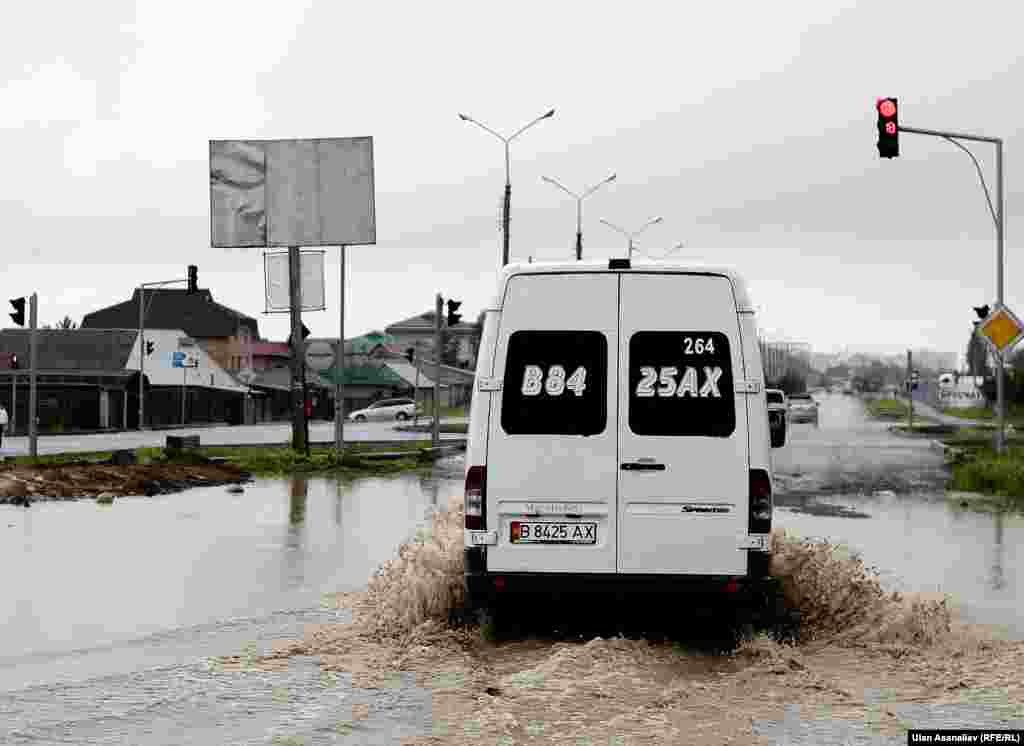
[463,259,785,620]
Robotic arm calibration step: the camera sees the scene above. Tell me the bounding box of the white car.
[348,397,417,422]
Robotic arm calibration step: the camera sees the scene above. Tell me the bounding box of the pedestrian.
[0,403,8,449]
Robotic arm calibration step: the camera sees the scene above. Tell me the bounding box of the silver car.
[787,393,819,426]
[348,397,417,422]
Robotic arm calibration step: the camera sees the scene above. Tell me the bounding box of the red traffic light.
[878,99,897,118]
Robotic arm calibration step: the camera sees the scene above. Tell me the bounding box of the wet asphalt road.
[0,419,467,458]
[771,391,948,497]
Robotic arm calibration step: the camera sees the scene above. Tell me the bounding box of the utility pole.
[434,293,442,448]
[907,349,914,431]
[288,246,306,453]
[29,293,38,460]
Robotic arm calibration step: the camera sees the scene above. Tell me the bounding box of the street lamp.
[541,173,617,260]
[599,216,664,258]
[640,241,685,260]
[138,276,188,430]
[459,108,556,267]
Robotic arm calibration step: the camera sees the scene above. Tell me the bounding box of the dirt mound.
[0,462,250,501]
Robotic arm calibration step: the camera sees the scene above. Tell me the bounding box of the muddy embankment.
[225,496,1024,745]
[0,462,251,503]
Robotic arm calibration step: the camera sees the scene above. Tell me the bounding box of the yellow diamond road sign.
[979,305,1024,353]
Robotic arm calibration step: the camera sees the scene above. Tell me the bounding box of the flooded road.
[772,391,1023,639]
[0,461,464,692]
[1,395,1022,743]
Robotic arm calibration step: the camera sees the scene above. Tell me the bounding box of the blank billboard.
[210,137,375,248]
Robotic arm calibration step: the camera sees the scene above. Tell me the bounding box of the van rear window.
[628,331,735,437]
[501,330,607,436]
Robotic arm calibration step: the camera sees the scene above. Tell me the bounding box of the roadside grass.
[863,398,909,420]
[947,446,1024,502]
[941,402,1024,426]
[3,441,451,477]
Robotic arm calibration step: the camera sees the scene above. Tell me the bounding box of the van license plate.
[510,521,597,545]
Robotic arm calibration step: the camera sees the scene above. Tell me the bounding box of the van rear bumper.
[464,549,771,603]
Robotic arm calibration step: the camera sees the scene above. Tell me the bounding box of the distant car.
[766,388,788,429]
[348,397,417,422]
[788,392,819,425]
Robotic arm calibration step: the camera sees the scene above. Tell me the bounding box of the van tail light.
[465,465,486,530]
[749,469,772,534]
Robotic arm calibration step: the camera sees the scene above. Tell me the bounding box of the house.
[124,328,249,426]
[81,287,260,376]
[0,327,252,432]
[0,329,140,432]
[385,311,480,369]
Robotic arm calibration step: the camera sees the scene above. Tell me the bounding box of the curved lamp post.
[541,173,617,260]
[459,109,556,267]
[599,216,664,258]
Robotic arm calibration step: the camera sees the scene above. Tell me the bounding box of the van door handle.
[621,461,666,471]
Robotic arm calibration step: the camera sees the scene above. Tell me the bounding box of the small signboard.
[979,305,1024,354]
[305,340,336,371]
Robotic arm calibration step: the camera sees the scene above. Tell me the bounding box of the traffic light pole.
[434,294,442,448]
[901,125,1006,452]
[29,293,38,460]
[907,350,914,431]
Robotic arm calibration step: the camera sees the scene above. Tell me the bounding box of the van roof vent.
[608,258,631,270]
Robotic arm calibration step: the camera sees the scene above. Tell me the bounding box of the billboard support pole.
[335,245,345,456]
[289,246,306,453]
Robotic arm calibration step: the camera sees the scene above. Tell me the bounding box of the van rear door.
[486,273,619,573]
[617,273,750,575]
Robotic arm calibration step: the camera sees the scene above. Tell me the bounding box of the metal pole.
[181,362,186,425]
[138,286,145,430]
[576,199,583,261]
[412,352,422,427]
[335,245,346,455]
[11,374,15,436]
[996,140,1006,452]
[907,350,914,431]
[433,293,442,448]
[288,246,306,452]
[503,143,511,267]
[29,293,38,460]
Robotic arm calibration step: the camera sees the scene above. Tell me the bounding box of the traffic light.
[145,341,155,356]
[445,299,462,326]
[974,304,991,320]
[187,265,198,294]
[405,347,415,364]
[876,97,899,158]
[9,297,25,326]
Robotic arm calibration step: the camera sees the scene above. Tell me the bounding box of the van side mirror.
[770,417,787,449]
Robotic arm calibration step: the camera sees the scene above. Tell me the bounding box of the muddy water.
[0,460,464,693]
[775,491,1024,639]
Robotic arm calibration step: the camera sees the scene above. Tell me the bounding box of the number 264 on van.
[520,364,587,396]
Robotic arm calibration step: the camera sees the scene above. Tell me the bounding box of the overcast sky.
[2,0,1022,358]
